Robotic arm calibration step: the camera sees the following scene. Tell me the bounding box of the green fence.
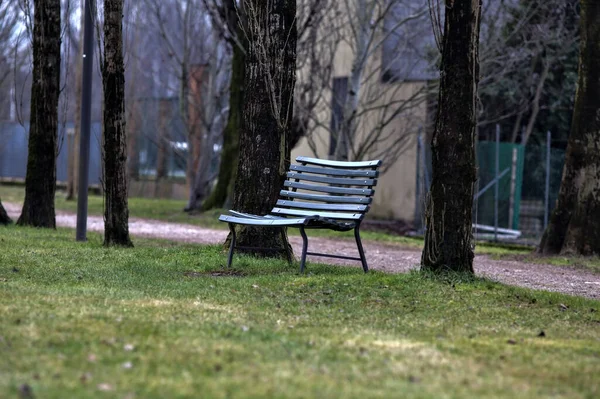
[475,141,525,230]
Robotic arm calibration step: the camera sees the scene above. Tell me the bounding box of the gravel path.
[4,202,599,300]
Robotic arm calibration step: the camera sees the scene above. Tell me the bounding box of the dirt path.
[4,202,599,300]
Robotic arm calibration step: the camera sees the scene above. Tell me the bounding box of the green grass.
[0,226,599,398]
[0,184,534,257]
[496,254,600,274]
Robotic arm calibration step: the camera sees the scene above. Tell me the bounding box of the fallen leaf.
[123,344,135,351]
[251,284,259,289]
[87,354,97,363]
[507,339,517,345]
[559,303,569,311]
[122,362,133,370]
[241,325,249,332]
[97,383,114,392]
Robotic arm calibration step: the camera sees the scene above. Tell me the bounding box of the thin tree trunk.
[103,0,132,247]
[156,99,170,180]
[229,0,296,255]
[66,3,86,201]
[201,39,244,212]
[538,0,600,256]
[0,198,12,225]
[127,101,140,180]
[521,60,551,146]
[186,65,209,211]
[17,0,61,228]
[421,0,482,273]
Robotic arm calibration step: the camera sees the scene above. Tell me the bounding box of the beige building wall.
[292,33,428,222]
[291,80,426,222]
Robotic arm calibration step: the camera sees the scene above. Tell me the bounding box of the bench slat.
[276,200,368,212]
[279,190,372,204]
[271,207,363,220]
[290,164,379,177]
[219,215,309,226]
[284,181,374,196]
[287,172,376,187]
[296,156,381,169]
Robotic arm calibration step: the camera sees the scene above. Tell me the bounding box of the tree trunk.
[102,0,132,247]
[421,0,482,273]
[201,39,244,212]
[0,198,12,225]
[229,0,296,255]
[185,65,209,211]
[126,101,140,181]
[538,0,600,256]
[17,0,61,228]
[156,99,170,180]
[66,3,86,201]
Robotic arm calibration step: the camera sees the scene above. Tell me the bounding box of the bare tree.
[200,0,242,212]
[17,0,61,228]
[228,0,297,255]
[478,0,579,144]
[129,0,231,210]
[102,0,132,246]
[66,0,85,200]
[294,0,431,172]
[538,0,600,256]
[421,0,482,274]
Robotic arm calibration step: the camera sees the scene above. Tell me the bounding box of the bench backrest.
[273,156,382,222]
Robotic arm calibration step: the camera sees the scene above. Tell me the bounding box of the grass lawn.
[499,254,600,275]
[0,184,533,256]
[1,226,599,398]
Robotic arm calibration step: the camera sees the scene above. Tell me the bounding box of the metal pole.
[494,124,500,242]
[544,130,551,229]
[76,0,96,242]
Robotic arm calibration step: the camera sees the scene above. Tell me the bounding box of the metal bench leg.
[227,223,236,268]
[354,224,368,273]
[299,226,308,273]
[280,227,293,264]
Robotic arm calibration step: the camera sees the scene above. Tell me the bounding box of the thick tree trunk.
[538,0,600,256]
[102,0,132,247]
[0,198,12,225]
[421,0,482,273]
[17,0,61,228]
[201,40,244,212]
[229,0,296,255]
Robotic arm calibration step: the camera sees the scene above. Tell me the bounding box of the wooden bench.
[219,156,382,273]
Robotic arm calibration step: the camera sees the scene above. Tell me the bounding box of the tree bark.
[0,198,12,225]
[229,0,296,256]
[421,0,482,273]
[201,38,244,212]
[17,0,61,228]
[538,0,600,256]
[103,0,133,247]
